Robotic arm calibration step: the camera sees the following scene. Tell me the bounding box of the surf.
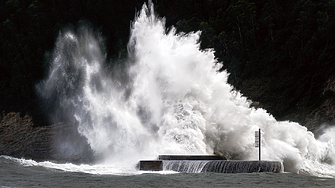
[36,0,335,178]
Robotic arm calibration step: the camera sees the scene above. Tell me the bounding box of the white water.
[0,155,175,175]
[37,1,335,177]
[163,160,209,173]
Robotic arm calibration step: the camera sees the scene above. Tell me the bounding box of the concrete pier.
[139,155,283,173]
[158,155,225,160]
[199,160,283,173]
[139,160,163,171]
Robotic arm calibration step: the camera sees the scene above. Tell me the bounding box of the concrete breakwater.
[139,155,283,173]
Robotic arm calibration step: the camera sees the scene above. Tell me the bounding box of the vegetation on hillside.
[1,0,335,126]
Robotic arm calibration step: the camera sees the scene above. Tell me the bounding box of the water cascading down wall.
[139,155,283,173]
[37,0,335,177]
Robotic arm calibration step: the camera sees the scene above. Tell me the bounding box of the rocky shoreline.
[0,112,94,163]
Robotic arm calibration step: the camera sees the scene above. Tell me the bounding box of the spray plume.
[37,1,335,177]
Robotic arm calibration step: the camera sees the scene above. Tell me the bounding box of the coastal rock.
[0,112,94,163]
[296,77,335,131]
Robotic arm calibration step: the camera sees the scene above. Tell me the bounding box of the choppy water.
[1,156,334,188]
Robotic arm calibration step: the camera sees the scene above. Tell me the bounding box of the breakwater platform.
[139,155,283,173]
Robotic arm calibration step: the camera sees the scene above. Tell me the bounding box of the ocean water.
[1,156,335,188]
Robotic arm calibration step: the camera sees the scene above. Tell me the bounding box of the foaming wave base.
[37,1,335,177]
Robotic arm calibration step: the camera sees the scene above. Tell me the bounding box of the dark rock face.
[0,112,49,160]
[0,112,94,164]
[305,78,335,131]
[281,77,335,132]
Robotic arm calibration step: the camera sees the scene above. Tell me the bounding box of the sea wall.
[159,155,226,160]
[139,156,283,173]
